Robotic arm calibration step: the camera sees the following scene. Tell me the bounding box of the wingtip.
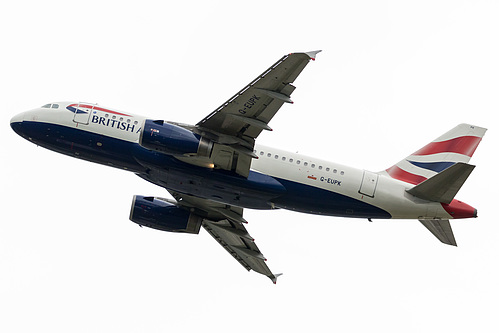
[271,273,283,284]
[289,50,322,60]
[305,50,322,61]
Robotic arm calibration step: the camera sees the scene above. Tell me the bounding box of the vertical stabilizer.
[381,124,487,185]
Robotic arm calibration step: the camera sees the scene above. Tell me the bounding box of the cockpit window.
[41,103,59,109]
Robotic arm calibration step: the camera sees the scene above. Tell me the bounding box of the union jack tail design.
[381,124,487,185]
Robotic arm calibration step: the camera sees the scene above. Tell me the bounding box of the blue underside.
[12,121,391,219]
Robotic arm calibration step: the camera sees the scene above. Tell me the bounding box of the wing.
[194,50,320,177]
[169,191,282,283]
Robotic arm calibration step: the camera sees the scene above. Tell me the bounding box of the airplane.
[10,51,487,283]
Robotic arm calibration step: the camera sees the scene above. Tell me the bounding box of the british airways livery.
[10,51,487,283]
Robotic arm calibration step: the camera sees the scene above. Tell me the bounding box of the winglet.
[271,273,283,284]
[305,50,322,61]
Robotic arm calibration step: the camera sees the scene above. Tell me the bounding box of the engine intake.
[139,119,212,157]
[130,195,202,234]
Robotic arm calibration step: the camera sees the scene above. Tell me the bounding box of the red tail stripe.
[413,136,482,157]
[385,166,428,185]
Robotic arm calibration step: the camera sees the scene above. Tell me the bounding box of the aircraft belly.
[133,149,286,209]
[272,177,392,218]
[161,169,282,209]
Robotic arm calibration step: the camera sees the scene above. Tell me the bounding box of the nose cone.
[10,112,25,136]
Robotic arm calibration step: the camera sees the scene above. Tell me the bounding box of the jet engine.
[130,195,202,234]
[139,119,212,157]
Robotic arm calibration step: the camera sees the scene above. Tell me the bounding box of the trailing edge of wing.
[168,191,280,283]
[419,219,457,246]
[203,219,280,283]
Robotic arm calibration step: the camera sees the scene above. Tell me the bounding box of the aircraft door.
[73,103,93,125]
[359,170,379,197]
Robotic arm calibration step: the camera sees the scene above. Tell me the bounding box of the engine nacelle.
[139,119,212,157]
[130,195,202,234]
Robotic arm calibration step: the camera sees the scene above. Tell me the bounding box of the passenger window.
[282,157,286,161]
[289,158,293,163]
[274,155,278,159]
[319,166,323,170]
[311,164,315,168]
[260,151,264,156]
[326,167,330,172]
[127,119,131,123]
[333,169,337,173]
[304,162,308,167]
[134,121,138,125]
[267,153,271,157]
[297,160,301,165]
[341,171,345,175]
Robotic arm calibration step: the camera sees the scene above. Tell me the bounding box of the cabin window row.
[103,113,139,125]
[257,150,345,175]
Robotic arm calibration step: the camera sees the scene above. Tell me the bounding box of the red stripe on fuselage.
[413,136,482,157]
[68,104,131,117]
[385,165,428,185]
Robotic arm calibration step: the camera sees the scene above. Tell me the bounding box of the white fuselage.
[11,102,461,221]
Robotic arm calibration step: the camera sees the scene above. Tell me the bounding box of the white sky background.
[1,0,498,332]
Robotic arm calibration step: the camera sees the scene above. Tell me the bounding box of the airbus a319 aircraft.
[11,51,487,283]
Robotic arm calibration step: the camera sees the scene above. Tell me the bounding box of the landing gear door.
[73,103,93,125]
[359,170,379,197]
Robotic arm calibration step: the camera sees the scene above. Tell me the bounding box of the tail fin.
[381,123,487,185]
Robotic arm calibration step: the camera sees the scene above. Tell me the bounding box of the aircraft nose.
[10,112,25,136]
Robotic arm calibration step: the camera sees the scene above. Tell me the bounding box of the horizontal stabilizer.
[419,219,457,246]
[407,162,475,204]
